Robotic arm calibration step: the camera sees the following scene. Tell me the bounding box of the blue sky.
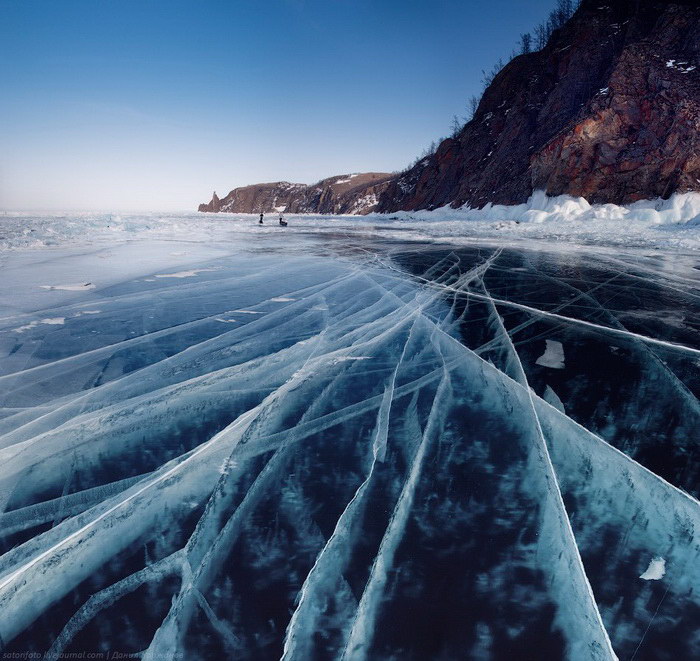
[1,0,558,211]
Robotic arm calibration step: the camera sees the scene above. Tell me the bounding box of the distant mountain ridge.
[198,173,393,215]
[199,0,700,215]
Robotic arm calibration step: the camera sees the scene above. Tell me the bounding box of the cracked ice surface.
[0,227,699,661]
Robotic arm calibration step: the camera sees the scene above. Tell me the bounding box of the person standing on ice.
[259,212,264,224]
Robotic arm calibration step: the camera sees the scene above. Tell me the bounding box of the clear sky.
[0,0,558,211]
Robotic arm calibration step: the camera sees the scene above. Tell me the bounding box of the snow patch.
[666,59,696,73]
[334,174,359,185]
[349,193,379,214]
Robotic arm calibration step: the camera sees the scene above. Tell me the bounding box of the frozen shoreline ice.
[3,190,700,254]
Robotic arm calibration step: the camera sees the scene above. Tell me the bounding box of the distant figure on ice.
[259,212,264,224]
[279,214,287,226]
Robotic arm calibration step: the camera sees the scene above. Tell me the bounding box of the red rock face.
[285,173,395,214]
[378,0,700,211]
[198,182,306,214]
[198,173,394,215]
[534,6,700,203]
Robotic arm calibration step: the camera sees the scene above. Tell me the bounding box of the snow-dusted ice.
[0,207,699,660]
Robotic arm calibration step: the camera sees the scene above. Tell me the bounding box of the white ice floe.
[270,297,295,302]
[40,283,95,291]
[13,318,66,333]
[640,557,666,581]
[536,340,565,369]
[154,268,219,279]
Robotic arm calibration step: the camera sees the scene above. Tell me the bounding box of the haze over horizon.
[2,0,557,212]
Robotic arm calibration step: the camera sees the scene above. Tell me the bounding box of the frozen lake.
[0,214,699,660]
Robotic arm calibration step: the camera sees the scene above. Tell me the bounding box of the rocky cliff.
[198,173,393,215]
[377,0,700,211]
[199,1,700,215]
